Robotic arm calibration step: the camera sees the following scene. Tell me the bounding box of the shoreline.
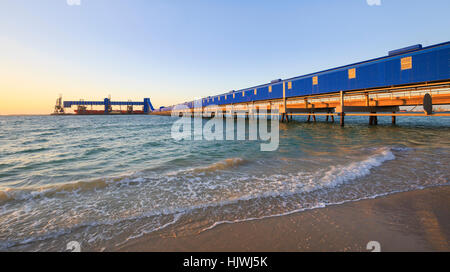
[117,185,450,252]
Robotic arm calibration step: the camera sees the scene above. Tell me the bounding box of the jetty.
[151,42,450,126]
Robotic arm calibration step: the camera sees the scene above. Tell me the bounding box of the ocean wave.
[200,186,428,233]
[0,157,247,205]
[0,147,393,206]
[316,147,395,191]
[83,147,110,156]
[187,157,247,174]
[0,178,112,205]
[114,213,184,247]
[15,147,50,155]
[20,138,50,145]
[0,147,399,250]
[0,208,184,251]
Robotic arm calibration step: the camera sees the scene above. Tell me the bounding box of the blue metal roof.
[156,41,450,111]
[215,41,450,96]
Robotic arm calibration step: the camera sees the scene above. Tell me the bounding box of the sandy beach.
[117,185,450,252]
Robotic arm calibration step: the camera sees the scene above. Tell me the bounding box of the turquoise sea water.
[0,115,449,251]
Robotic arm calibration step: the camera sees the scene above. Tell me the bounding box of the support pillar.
[339,91,345,126]
[392,112,396,125]
[369,112,378,126]
[104,98,111,114]
[340,112,345,127]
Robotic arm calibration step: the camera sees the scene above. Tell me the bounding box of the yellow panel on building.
[348,68,356,79]
[254,88,257,95]
[242,91,245,97]
[288,82,292,89]
[268,86,272,93]
[313,76,318,85]
[401,56,412,70]
[233,93,235,99]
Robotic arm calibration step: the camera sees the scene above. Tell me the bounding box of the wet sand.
[117,185,450,252]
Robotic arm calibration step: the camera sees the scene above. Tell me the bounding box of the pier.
[54,97,154,115]
[151,42,450,126]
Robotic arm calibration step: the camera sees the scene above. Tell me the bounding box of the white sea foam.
[201,188,414,232]
[316,147,396,191]
[0,147,400,250]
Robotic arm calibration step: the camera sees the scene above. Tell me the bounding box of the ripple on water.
[0,115,449,251]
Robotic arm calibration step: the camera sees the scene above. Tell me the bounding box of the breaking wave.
[0,147,400,250]
[0,157,248,205]
[0,147,392,207]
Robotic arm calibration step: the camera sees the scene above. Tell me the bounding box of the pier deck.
[151,42,450,125]
[151,81,450,125]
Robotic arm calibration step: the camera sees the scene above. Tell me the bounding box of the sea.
[0,114,449,251]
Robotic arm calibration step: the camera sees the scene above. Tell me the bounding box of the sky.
[0,0,449,114]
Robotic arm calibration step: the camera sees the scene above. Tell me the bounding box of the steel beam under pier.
[152,82,450,127]
[335,106,400,113]
[286,108,333,113]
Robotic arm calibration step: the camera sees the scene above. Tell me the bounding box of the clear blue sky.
[1,0,449,114]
